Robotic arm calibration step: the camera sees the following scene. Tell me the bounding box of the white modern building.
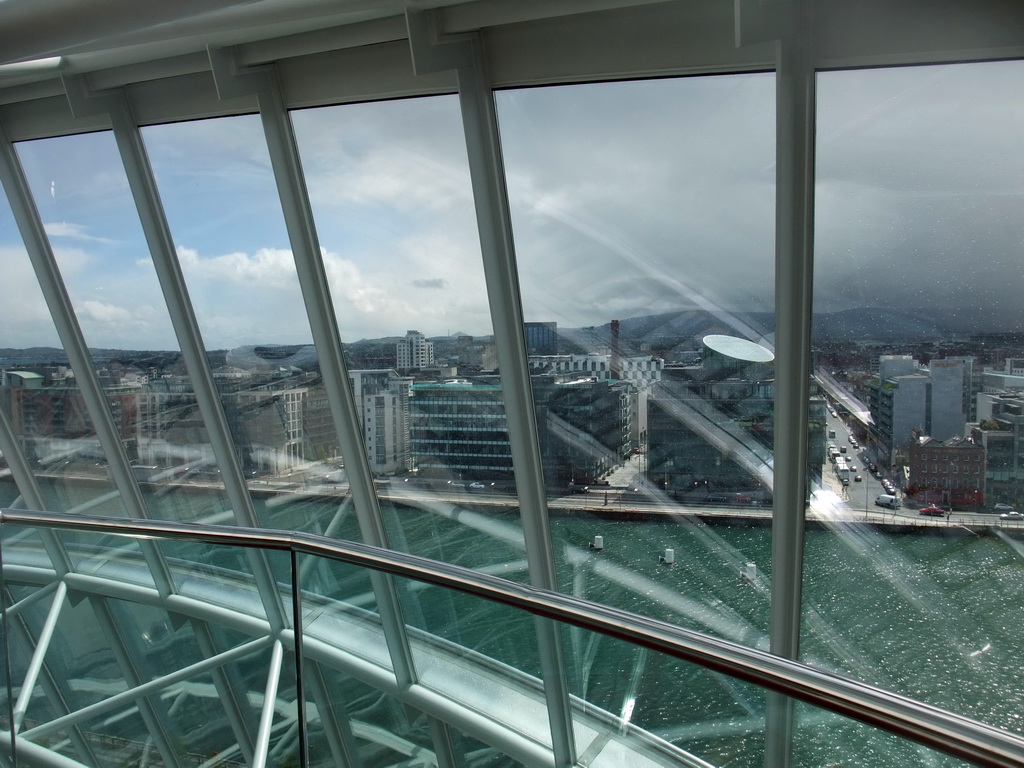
[349,369,412,474]
[396,330,434,370]
[528,354,664,385]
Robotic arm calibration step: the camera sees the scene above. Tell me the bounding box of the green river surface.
[6,477,1024,767]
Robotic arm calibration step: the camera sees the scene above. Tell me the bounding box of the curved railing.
[3,508,1024,768]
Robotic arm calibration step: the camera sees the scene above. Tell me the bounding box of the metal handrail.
[3,508,1024,767]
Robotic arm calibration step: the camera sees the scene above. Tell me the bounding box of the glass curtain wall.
[1,9,1023,767]
[807,59,1024,740]
[0,195,103,513]
[140,114,342,532]
[290,96,530,572]
[494,75,777,639]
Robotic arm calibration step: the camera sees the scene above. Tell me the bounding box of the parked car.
[919,506,944,517]
[994,503,1016,512]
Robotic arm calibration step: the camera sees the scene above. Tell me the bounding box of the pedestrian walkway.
[603,453,643,488]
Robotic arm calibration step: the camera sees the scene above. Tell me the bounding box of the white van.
[874,494,899,510]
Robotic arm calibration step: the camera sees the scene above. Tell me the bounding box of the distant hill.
[0,304,1017,369]
[558,304,1021,358]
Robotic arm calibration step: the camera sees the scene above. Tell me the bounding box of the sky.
[1,60,1023,352]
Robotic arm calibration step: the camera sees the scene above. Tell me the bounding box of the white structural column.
[60,74,288,633]
[253,639,285,768]
[406,10,576,767]
[736,0,818,766]
[205,46,418,688]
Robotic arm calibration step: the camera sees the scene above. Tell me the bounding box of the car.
[469,481,486,489]
[868,463,878,473]
[1000,511,1024,520]
[994,503,1016,512]
[854,475,862,482]
[919,506,944,517]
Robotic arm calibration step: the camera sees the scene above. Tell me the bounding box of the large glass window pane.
[291,97,529,567]
[142,115,346,531]
[11,131,251,522]
[495,75,777,641]
[1,136,141,517]
[810,60,1024,738]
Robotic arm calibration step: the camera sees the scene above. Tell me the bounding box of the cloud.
[78,300,135,324]
[177,246,300,286]
[7,62,1024,351]
[0,246,62,348]
[43,221,116,244]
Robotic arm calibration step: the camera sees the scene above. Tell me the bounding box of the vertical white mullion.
[205,46,418,687]
[61,74,288,632]
[405,10,576,766]
[767,0,817,765]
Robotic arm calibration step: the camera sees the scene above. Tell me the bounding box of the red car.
[919,506,944,517]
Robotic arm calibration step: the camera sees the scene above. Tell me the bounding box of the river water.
[6,478,1022,766]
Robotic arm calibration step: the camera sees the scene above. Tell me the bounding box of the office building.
[524,321,558,356]
[349,369,413,474]
[867,356,967,457]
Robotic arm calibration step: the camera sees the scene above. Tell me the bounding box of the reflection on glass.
[809,60,1024,736]
[495,75,778,634]
[562,625,768,767]
[143,115,344,529]
[298,551,394,673]
[291,97,529,566]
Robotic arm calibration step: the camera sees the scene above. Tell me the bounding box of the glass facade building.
[2,2,1024,767]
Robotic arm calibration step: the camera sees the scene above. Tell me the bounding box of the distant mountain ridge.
[0,305,1017,367]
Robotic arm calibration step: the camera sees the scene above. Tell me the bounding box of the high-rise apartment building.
[349,369,412,474]
[396,330,434,370]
